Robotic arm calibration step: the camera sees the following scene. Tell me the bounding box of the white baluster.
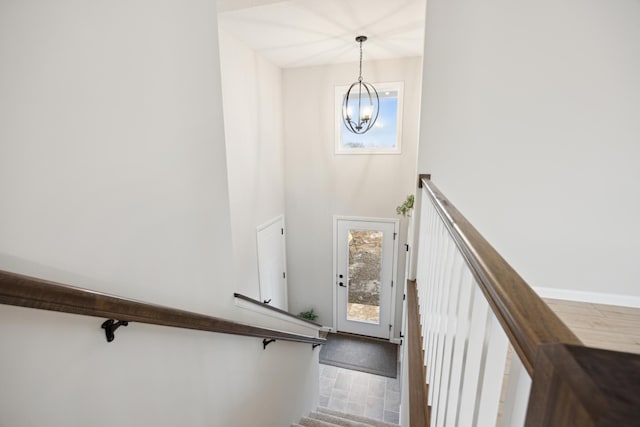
[415,188,431,297]
[433,248,465,427]
[456,286,490,426]
[415,191,431,352]
[428,235,455,405]
[444,270,475,425]
[474,313,509,427]
[418,192,434,348]
[424,214,442,378]
[425,223,450,398]
[498,353,531,427]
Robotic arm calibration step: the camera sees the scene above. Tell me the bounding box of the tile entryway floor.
[319,363,401,424]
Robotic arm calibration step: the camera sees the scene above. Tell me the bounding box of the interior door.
[257,216,287,310]
[336,218,397,339]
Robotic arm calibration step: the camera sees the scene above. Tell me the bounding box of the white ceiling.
[217,0,426,69]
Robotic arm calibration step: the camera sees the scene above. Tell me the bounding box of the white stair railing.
[411,176,582,427]
[416,189,513,426]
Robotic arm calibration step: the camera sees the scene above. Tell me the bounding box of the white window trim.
[334,81,404,155]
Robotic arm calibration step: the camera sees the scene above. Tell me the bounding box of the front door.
[335,218,398,339]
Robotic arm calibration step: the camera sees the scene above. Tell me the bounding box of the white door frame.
[332,215,399,340]
[256,215,288,310]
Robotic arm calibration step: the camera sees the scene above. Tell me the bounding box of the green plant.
[396,194,415,217]
[298,308,318,321]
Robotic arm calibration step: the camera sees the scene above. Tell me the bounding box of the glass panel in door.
[347,229,382,324]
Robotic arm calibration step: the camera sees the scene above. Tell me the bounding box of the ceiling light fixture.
[342,35,379,134]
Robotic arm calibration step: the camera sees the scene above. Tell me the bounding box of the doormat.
[319,333,398,378]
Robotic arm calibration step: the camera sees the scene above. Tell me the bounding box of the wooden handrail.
[407,279,430,427]
[419,176,581,375]
[525,343,640,426]
[233,293,323,327]
[0,269,325,345]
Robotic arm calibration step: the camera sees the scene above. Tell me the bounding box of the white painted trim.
[534,286,640,308]
[234,297,321,333]
[280,215,288,310]
[256,214,284,232]
[389,219,400,341]
[390,338,402,345]
[332,216,338,332]
[334,215,402,224]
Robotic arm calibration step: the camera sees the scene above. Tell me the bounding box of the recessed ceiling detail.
[217,0,426,68]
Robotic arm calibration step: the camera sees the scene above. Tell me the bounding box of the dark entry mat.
[319,333,398,378]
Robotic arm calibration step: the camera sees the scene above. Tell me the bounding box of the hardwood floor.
[497,298,640,425]
[544,298,640,354]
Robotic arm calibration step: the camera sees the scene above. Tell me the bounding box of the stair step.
[317,407,399,427]
[308,411,371,427]
[296,406,400,427]
[299,416,342,427]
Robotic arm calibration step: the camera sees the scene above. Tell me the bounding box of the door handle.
[338,282,347,287]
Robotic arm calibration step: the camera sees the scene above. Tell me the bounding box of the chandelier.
[342,36,379,134]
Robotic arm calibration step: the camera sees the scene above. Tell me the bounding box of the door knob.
[339,282,347,287]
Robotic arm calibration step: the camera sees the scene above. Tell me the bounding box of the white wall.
[218,30,286,299]
[0,0,232,316]
[417,0,640,298]
[0,2,316,426]
[0,305,319,427]
[283,57,422,331]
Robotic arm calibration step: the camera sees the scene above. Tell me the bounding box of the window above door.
[335,81,404,155]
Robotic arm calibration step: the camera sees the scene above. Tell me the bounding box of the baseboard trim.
[534,286,640,308]
[234,298,322,331]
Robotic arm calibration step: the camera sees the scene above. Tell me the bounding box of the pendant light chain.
[358,39,363,82]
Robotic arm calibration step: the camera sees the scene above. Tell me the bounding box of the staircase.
[293,407,399,427]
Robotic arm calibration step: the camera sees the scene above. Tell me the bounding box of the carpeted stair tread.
[317,407,399,427]
[308,411,372,427]
[299,416,342,427]
[296,406,400,427]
